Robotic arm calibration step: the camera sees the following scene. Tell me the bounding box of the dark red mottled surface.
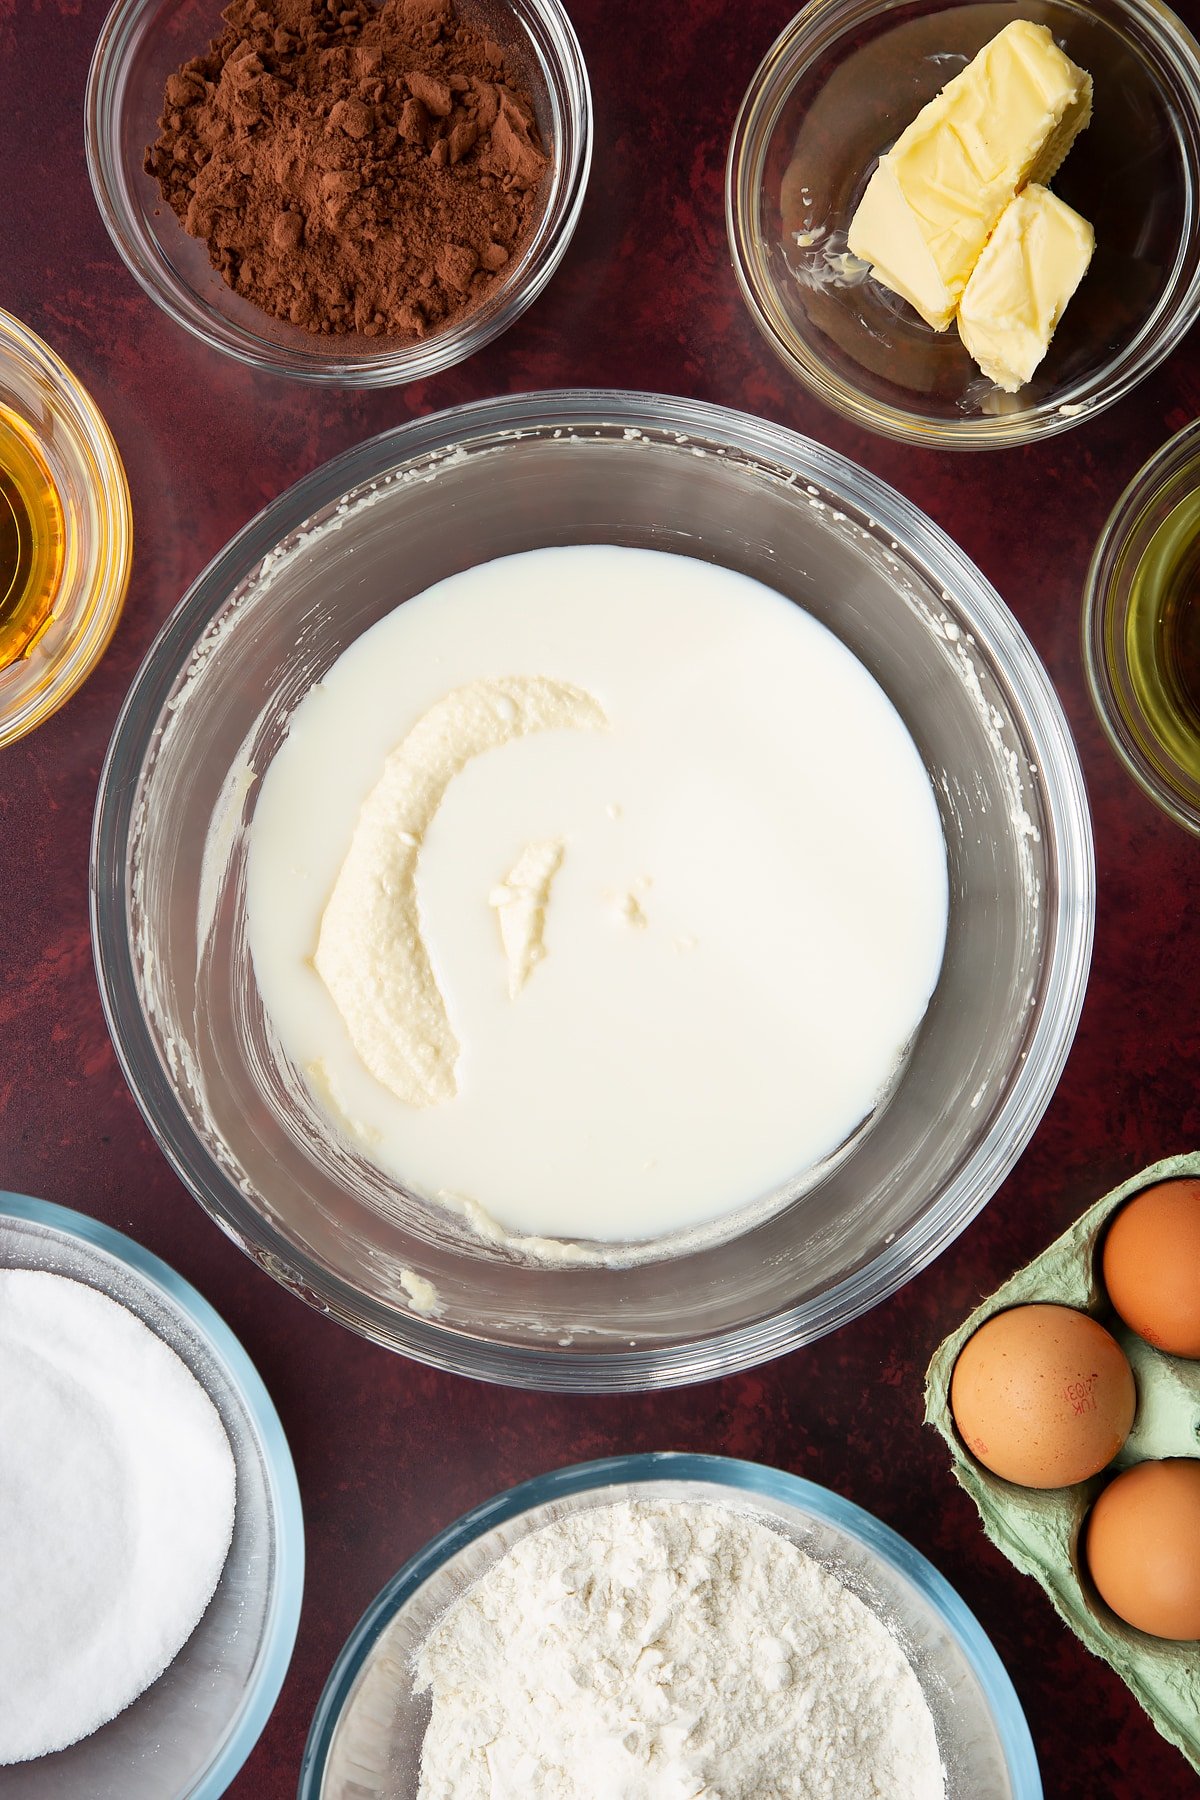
[3,1,1200,1794]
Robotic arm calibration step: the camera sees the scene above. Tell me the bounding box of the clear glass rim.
[725,0,1200,450]
[296,1451,1043,1800]
[0,309,133,747]
[90,389,1095,1391]
[0,1188,305,1800]
[84,0,592,388]
[1082,415,1200,834]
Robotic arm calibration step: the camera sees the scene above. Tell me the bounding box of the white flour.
[0,1271,237,1764]
[414,1498,945,1798]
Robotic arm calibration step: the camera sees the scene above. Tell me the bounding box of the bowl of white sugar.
[92,389,1094,1389]
[297,1452,1042,1798]
[0,1192,303,1799]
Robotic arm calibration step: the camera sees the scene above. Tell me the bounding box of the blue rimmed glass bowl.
[0,1192,304,1800]
[299,1452,1041,1799]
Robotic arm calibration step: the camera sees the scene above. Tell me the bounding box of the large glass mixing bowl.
[91,392,1094,1390]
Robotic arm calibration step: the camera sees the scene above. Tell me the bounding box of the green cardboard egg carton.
[925,1152,1200,1776]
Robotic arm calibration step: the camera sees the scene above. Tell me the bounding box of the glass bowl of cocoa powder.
[86,0,590,385]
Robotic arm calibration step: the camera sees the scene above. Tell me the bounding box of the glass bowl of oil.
[1084,420,1200,834]
[0,310,132,748]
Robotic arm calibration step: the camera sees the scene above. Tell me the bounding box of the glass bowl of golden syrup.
[0,310,132,747]
[1084,420,1200,834]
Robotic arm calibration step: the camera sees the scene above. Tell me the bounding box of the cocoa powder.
[145,0,549,340]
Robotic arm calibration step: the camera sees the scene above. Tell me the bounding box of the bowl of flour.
[0,1192,304,1800]
[298,1452,1040,1799]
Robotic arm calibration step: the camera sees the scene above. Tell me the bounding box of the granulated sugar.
[414,1497,946,1798]
[0,1270,237,1764]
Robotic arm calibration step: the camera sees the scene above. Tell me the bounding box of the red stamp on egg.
[1063,1371,1099,1415]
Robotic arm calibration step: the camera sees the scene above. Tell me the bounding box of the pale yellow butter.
[958,184,1094,391]
[847,20,1092,330]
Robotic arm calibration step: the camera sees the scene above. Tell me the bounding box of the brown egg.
[1102,1177,1200,1358]
[1085,1459,1200,1639]
[950,1303,1135,1488]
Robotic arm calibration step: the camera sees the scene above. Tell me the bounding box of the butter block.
[847,19,1092,330]
[958,183,1095,391]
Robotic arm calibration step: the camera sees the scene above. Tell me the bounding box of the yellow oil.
[0,403,65,672]
[1123,487,1200,784]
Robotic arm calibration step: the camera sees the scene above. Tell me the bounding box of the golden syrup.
[0,404,65,672]
[1123,487,1200,785]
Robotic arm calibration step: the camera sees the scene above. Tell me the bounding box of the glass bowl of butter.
[727,0,1200,448]
[92,391,1094,1390]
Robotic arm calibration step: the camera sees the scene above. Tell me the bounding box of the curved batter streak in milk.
[246,545,949,1248]
[314,677,604,1107]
